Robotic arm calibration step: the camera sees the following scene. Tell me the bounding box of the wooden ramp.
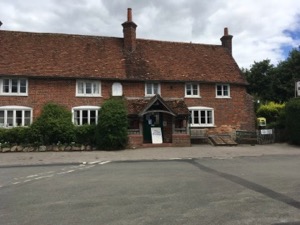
[209,135,238,146]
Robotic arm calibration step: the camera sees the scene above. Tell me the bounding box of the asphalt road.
[1,155,300,225]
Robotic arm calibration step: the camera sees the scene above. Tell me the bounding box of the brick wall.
[0,78,255,135]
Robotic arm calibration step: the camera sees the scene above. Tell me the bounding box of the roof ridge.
[136,37,221,47]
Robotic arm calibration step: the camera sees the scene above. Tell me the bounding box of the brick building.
[0,8,255,147]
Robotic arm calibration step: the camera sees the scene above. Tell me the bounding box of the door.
[143,112,163,143]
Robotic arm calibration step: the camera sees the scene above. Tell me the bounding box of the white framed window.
[189,107,214,127]
[145,83,160,96]
[216,84,230,98]
[76,80,101,97]
[0,78,28,96]
[0,106,32,128]
[72,106,100,125]
[185,83,200,97]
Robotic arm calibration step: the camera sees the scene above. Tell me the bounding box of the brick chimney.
[122,8,137,52]
[220,27,233,55]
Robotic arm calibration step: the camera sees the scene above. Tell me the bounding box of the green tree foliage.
[96,97,128,150]
[274,48,300,102]
[243,59,275,101]
[30,103,75,145]
[243,47,300,103]
[285,98,300,145]
[256,102,285,128]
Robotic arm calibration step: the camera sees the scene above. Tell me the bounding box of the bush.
[30,103,75,145]
[74,124,96,146]
[257,102,285,128]
[285,98,300,145]
[0,127,31,146]
[96,97,128,150]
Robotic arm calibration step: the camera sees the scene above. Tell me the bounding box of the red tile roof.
[0,30,247,84]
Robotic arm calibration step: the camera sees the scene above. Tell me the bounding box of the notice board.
[151,127,163,144]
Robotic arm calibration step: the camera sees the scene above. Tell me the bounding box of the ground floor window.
[189,107,214,127]
[72,106,100,125]
[0,106,32,128]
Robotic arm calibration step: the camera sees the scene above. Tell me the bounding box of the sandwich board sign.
[296,81,300,97]
[151,127,163,144]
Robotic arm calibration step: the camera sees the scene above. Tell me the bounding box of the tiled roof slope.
[0,30,247,84]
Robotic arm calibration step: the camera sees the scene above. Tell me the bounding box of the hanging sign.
[151,127,163,144]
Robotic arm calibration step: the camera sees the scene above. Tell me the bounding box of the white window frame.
[0,78,28,96]
[145,83,160,96]
[76,80,101,97]
[0,106,32,128]
[185,83,200,97]
[72,106,100,125]
[189,106,214,127]
[216,84,230,98]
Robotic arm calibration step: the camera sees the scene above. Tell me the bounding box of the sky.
[1,0,300,69]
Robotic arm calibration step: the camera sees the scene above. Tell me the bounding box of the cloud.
[1,0,300,68]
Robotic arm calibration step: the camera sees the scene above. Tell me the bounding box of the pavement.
[0,143,300,167]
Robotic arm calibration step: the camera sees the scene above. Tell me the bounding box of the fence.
[236,129,276,145]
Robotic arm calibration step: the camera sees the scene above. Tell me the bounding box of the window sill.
[0,93,28,97]
[215,96,231,99]
[189,124,215,128]
[76,94,102,98]
[184,96,201,98]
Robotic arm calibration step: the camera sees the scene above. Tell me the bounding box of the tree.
[285,98,300,145]
[243,59,275,102]
[243,47,300,103]
[95,97,128,150]
[273,48,300,102]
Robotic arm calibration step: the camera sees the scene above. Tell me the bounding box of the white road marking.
[34,175,54,179]
[57,170,75,175]
[26,174,38,178]
[88,161,101,165]
[99,161,110,165]
[23,179,32,183]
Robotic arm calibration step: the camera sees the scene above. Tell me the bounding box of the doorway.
[143,112,163,143]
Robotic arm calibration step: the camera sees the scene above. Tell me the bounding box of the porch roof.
[126,96,190,116]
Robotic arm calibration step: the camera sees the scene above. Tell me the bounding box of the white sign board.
[297,81,300,97]
[151,127,163,144]
[261,129,273,135]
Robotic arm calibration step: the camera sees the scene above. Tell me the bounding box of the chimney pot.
[127,8,132,22]
[224,27,228,36]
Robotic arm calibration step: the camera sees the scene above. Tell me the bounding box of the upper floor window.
[189,106,214,127]
[145,83,160,96]
[185,83,200,97]
[0,106,32,128]
[72,106,100,125]
[76,80,101,97]
[216,84,230,98]
[0,78,28,96]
